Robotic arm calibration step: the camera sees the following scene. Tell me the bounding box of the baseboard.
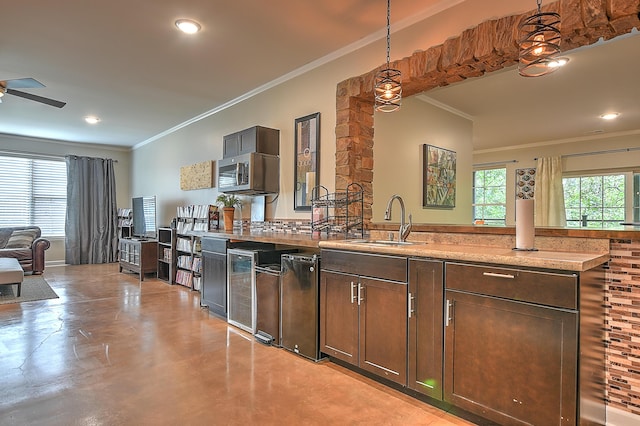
[45,260,67,268]
[607,406,640,426]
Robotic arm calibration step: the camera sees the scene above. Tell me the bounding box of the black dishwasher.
[280,253,323,361]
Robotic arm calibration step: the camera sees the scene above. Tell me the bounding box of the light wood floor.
[0,264,478,425]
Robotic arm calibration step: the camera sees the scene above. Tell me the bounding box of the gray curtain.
[65,156,118,264]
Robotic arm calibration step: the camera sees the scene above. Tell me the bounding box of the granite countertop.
[191,230,609,272]
[319,240,609,272]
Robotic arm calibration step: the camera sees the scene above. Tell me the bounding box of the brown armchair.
[0,226,51,274]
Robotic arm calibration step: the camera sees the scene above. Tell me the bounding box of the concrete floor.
[0,264,476,425]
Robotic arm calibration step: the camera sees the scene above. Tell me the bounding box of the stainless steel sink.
[346,239,425,246]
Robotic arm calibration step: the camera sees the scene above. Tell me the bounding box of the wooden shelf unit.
[157,227,176,284]
[172,204,216,291]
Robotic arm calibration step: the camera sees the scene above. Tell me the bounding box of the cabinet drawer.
[321,249,407,282]
[445,262,577,310]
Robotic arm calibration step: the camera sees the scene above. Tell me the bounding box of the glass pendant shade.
[518,1,562,77]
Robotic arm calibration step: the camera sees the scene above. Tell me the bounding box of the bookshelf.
[175,235,202,290]
[173,204,216,291]
[117,208,133,238]
[157,227,176,284]
[176,204,219,234]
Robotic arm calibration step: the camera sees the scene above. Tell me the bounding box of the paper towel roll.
[515,199,535,250]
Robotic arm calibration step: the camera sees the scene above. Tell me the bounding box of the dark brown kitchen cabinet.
[320,249,408,385]
[407,258,444,400]
[222,126,279,158]
[319,270,358,364]
[443,262,606,426]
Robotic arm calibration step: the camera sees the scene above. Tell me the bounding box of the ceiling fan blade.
[3,78,45,89]
[6,88,66,108]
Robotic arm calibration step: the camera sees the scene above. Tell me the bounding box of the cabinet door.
[359,277,407,385]
[444,290,578,426]
[238,127,257,154]
[408,259,444,400]
[202,251,227,317]
[320,271,358,365]
[223,133,239,158]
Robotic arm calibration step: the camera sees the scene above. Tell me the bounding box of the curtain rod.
[65,155,118,163]
[473,160,518,168]
[0,149,118,163]
[535,146,640,161]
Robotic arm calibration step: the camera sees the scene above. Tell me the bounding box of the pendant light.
[375,0,401,112]
[518,0,566,77]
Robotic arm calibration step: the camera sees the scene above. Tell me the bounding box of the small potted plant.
[216,194,241,231]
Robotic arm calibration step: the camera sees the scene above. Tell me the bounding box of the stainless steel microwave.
[217,152,279,195]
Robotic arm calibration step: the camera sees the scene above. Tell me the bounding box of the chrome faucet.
[384,194,412,242]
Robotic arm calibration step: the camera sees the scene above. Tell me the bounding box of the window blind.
[0,155,67,236]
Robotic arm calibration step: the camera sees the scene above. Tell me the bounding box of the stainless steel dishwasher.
[280,253,323,361]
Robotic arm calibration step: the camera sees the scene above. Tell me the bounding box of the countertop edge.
[188,230,609,272]
[318,241,609,272]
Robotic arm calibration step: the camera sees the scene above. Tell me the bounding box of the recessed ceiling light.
[600,112,620,120]
[175,19,201,34]
[84,116,100,124]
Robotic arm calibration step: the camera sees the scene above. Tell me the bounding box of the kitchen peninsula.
[197,224,617,425]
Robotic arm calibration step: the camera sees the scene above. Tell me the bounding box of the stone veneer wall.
[607,239,640,416]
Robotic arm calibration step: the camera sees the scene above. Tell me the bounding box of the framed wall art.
[423,144,456,208]
[294,112,320,211]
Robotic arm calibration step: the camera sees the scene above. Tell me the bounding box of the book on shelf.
[192,276,202,291]
[175,269,193,287]
[117,208,133,227]
[163,248,172,262]
[176,220,193,234]
[176,237,193,252]
[175,204,219,231]
[191,256,202,273]
[177,255,193,269]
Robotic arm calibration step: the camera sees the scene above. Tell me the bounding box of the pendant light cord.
[386,0,391,67]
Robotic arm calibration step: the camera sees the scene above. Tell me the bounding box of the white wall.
[0,134,131,263]
[373,96,473,224]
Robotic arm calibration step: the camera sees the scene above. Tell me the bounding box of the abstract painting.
[423,144,456,208]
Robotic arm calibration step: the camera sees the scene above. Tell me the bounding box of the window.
[563,174,625,228]
[473,168,506,225]
[0,155,67,236]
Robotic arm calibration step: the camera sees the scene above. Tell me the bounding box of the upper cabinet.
[223,126,280,158]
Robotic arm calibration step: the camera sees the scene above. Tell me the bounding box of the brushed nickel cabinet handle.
[350,281,356,304]
[483,272,515,279]
[408,292,415,318]
[445,299,453,327]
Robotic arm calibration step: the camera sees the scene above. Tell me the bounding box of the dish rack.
[311,183,364,238]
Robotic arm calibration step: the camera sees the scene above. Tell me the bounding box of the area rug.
[0,275,59,305]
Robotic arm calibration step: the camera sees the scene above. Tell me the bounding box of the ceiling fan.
[0,77,66,108]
